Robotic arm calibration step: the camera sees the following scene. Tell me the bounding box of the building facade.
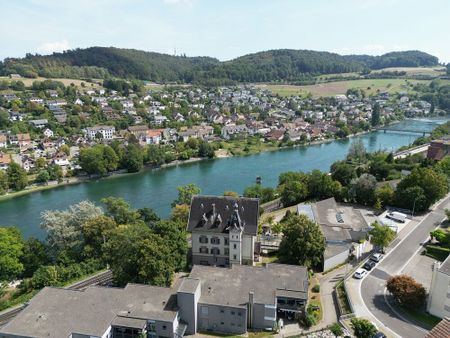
[0,264,308,338]
[427,255,450,318]
[187,196,259,267]
[86,126,116,140]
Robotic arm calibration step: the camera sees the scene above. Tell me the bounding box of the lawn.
[259,79,432,98]
[395,305,441,329]
[219,137,280,156]
[0,76,102,89]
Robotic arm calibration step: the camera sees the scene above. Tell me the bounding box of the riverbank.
[0,118,437,203]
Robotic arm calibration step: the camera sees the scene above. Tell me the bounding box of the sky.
[1,0,449,63]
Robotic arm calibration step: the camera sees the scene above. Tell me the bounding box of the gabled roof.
[187,195,259,236]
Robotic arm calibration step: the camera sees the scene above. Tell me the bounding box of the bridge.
[378,127,431,136]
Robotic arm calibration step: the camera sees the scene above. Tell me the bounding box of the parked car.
[370,253,383,262]
[363,260,376,271]
[373,332,387,338]
[354,268,367,279]
[387,211,407,223]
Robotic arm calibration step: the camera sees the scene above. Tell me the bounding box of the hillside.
[0,47,440,84]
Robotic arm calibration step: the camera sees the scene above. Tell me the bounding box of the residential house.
[146,129,164,145]
[154,115,168,126]
[187,195,259,267]
[52,152,70,167]
[29,119,48,129]
[43,128,54,138]
[0,134,7,148]
[427,138,450,161]
[16,133,31,149]
[0,153,11,170]
[85,126,115,140]
[221,124,250,140]
[29,97,44,105]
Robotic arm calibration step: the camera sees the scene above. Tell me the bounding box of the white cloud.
[36,39,70,54]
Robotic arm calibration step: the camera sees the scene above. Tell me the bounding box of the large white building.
[187,196,259,267]
[85,126,115,140]
[427,255,450,318]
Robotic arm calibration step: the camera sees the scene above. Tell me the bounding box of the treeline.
[0,47,439,84]
[246,138,450,214]
[0,183,199,308]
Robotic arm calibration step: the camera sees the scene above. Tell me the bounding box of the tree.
[369,222,396,251]
[170,204,190,229]
[81,215,117,258]
[31,265,59,288]
[172,183,200,207]
[0,227,24,281]
[198,141,215,158]
[123,143,143,172]
[330,161,356,186]
[243,185,275,203]
[20,237,50,278]
[375,184,395,208]
[0,170,8,195]
[371,102,381,126]
[138,207,160,227]
[347,139,366,163]
[278,214,325,268]
[103,224,176,286]
[394,168,448,211]
[6,162,28,191]
[307,170,342,200]
[60,144,70,156]
[35,170,50,184]
[369,160,390,181]
[101,197,140,225]
[41,201,103,257]
[350,318,377,338]
[223,191,239,197]
[280,181,308,206]
[386,275,426,308]
[348,174,377,205]
[79,145,119,176]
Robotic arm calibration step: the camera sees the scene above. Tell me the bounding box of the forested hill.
[0,47,440,84]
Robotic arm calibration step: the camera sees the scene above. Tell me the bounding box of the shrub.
[312,284,320,293]
[350,317,377,338]
[425,245,450,261]
[330,322,344,337]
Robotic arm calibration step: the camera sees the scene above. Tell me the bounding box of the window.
[220,322,224,325]
[233,244,237,249]
[224,248,229,255]
[211,237,220,245]
[233,255,237,260]
[231,311,235,315]
[220,308,225,313]
[225,238,229,245]
[201,306,209,316]
[211,248,220,255]
[238,312,242,316]
[200,247,209,254]
[162,325,167,330]
[199,236,208,244]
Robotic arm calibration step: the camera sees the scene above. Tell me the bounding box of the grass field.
[258,79,433,97]
[371,66,447,76]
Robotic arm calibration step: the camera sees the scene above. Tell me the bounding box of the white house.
[427,255,450,318]
[43,128,54,138]
[85,126,116,140]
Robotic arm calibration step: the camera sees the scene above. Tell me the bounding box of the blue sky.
[1,0,449,62]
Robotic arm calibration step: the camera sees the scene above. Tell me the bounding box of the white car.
[370,253,383,262]
[354,268,367,279]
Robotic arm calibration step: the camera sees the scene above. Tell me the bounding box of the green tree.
[307,170,342,200]
[123,143,144,172]
[243,185,275,203]
[350,318,377,338]
[375,184,395,208]
[330,161,356,186]
[278,214,325,268]
[348,174,377,205]
[6,162,28,191]
[31,265,59,288]
[172,183,201,207]
[386,275,426,308]
[369,222,396,251]
[138,207,160,227]
[81,215,117,258]
[347,139,366,163]
[371,102,381,126]
[223,191,239,197]
[0,227,24,281]
[280,181,308,206]
[60,144,70,156]
[101,197,140,225]
[35,170,50,184]
[103,224,176,286]
[0,170,8,195]
[20,238,50,278]
[198,140,215,158]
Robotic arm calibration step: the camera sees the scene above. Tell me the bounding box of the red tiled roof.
[426,318,450,338]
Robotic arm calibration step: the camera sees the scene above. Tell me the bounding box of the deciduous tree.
[0,227,24,282]
[386,275,426,308]
[350,318,377,338]
[369,222,396,251]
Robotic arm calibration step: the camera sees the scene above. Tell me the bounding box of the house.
[29,97,44,104]
[43,128,54,138]
[29,119,48,129]
[146,129,164,145]
[0,134,7,148]
[85,126,115,140]
[0,153,11,170]
[187,195,259,267]
[264,129,285,141]
[221,124,250,139]
[16,133,31,148]
[427,138,450,161]
[128,125,149,138]
[0,264,308,337]
[154,115,168,125]
[52,152,70,166]
[21,156,36,172]
[427,255,450,318]
[425,318,450,338]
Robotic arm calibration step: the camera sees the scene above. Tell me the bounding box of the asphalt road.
[361,195,450,338]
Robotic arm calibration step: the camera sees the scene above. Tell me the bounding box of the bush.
[330,322,344,337]
[350,317,377,338]
[299,312,316,328]
[424,245,450,261]
[312,284,320,293]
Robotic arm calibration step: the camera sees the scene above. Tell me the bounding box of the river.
[0,118,447,239]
